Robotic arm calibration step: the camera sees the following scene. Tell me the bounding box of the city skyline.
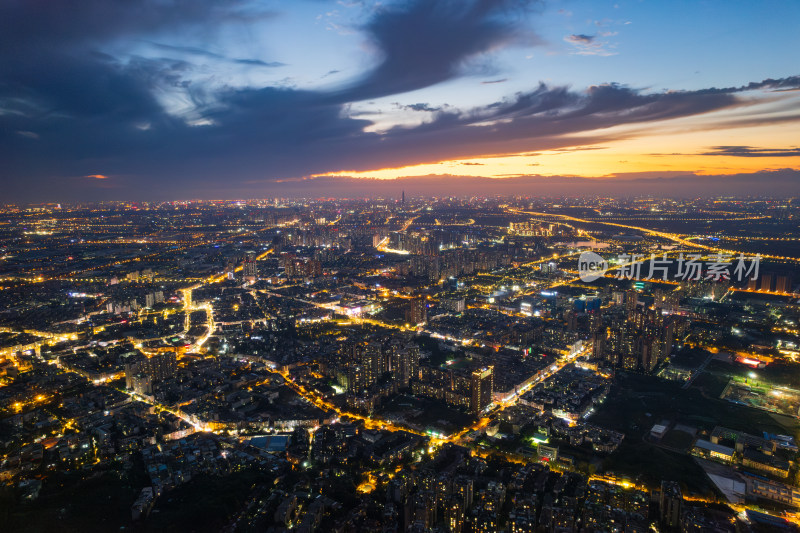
[1,196,799,532]
[2,0,799,202]
[4,2,800,530]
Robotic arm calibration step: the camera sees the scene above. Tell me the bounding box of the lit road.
[507,207,800,264]
[375,215,419,254]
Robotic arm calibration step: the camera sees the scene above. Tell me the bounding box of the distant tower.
[401,190,405,206]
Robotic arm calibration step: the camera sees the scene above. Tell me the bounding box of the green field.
[588,371,800,495]
[590,371,800,438]
[661,428,696,451]
[706,359,800,390]
[690,371,730,398]
[380,394,474,435]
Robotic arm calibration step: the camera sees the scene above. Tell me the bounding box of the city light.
[0,0,797,525]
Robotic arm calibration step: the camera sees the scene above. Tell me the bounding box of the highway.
[507,207,800,264]
[375,215,419,254]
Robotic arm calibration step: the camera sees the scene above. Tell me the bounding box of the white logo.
[578,251,608,282]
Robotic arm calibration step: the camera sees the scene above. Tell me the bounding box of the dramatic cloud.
[332,0,543,101]
[0,0,260,49]
[651,145,800,158]
[399,103,443,112]
[701,146,800,157]
[0,0,798,201]
[146,42,285,68]
[253,169,800,199]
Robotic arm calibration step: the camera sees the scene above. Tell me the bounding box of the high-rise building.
[659,481,682,528]
[304,259,322,278]
[282,256,321,280]
[564,310,578,332]
[454,476,474,510]
[440,296,465,313]
[125,352,177,390]
[243,251,257,282]
[405,298,428,325]
[588,311,603,333]
[148,351,177,382]
[637,335,661,373]
[389,344,420,387]
[625,289,639,316]
[444,497,464,533]
[592,330,606,359]
[348,342,384,392]
[470,366,494,415]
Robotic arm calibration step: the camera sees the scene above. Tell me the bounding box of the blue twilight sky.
[1,0,799,201]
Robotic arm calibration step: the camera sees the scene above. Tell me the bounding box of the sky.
[1,0,799,202]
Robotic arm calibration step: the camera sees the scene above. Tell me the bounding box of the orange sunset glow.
[315,92,800,181]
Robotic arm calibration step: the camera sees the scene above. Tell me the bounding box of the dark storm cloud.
[330,0,543,101]
[4,67,800,201]
[701,146,800,157]
[725,76,800,93]
[146,42,285,68]
[400,103,443,112]
[0,0,259,48]
[1,0,547,197]
[388,79,750,156]
[0,0,267,135]
[0,0,273,125]
[0,50,167,120]
[650,145,800,157]
[1,0,799,202]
